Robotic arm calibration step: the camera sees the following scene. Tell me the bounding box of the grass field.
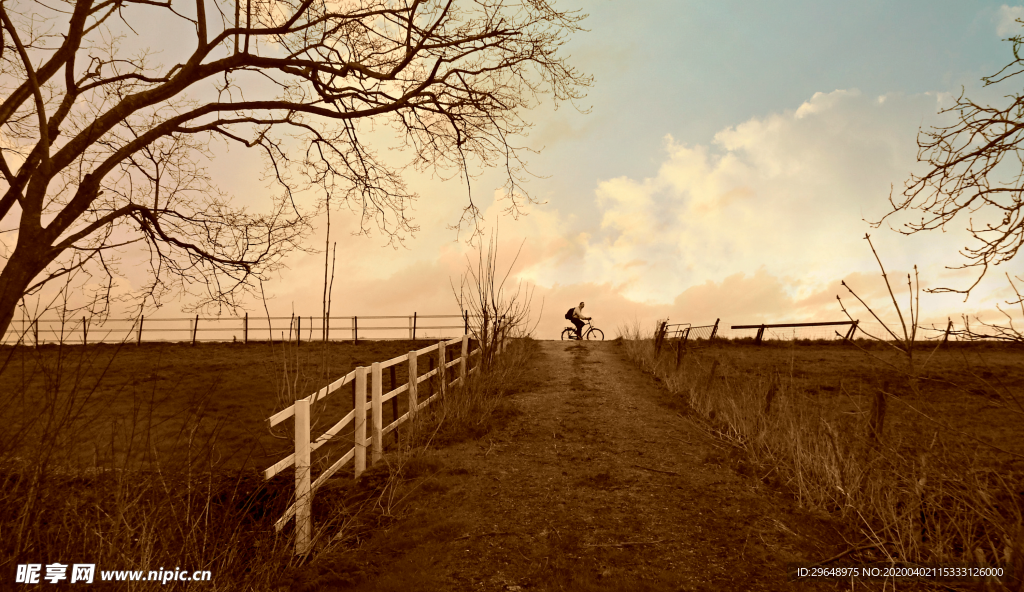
[0,335,507,591]
[0,338,475,476]
[622,332,1024,582]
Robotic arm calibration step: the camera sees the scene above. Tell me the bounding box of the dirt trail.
[339,341,843,591]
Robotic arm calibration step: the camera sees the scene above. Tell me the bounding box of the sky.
[12,0,1024,341]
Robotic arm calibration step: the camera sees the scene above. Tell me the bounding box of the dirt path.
[328,341,845,591]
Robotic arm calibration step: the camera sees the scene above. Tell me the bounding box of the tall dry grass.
[0,335,346,590]
[619,322,1023,589]
[413,336,535,447]
[0,327,534,589]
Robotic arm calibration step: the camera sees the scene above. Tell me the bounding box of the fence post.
[654,321,666,355]
[755,326,765,345]
[371,362,383,465]
[83,317,88,345]
[412,312,417,341]
[437,340,446,396]
[137,315,144,346]
[428,357,435,398]
[33,319,38,347]
[353,316,358,344]
[464,310,469,335]
[294,397,312,555]
[460,334,469,383]
[675,338,685,369]
[710,318,719,342]
[297,315,301,347]
[354,366,367,478]
[244,313,248,344]
[389,365,399,444]
[192,315,199,346]
[408,351,419,416]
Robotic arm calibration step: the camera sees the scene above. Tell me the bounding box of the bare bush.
[451,229,540,368]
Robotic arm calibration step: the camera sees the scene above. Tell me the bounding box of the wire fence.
[1,312,477,346]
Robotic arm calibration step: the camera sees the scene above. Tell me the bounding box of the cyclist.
[567,301,591,340]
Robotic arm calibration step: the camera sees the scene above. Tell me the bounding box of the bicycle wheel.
[561,328,575,341]
[586,328,604,341]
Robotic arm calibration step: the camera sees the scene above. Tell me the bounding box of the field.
[2,335,1022,590]
[683,338,1024,462]
[0,338,483,480]
[623,334,1024,577]
[0,336,503,591]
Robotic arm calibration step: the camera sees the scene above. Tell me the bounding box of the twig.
[585,539,673,548]
[632,464,682,476]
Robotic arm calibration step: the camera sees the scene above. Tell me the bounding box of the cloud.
[997,5,1024,36]
[23,88,1019,342]
[522,89,952,306]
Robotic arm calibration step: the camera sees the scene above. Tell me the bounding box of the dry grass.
[274,337,538,589]
[620,323,1024,590]
[0,336,491,590]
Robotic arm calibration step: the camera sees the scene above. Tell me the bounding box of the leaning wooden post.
[437,340,446,396]
[709,318,720,342]
[464,310,469,335]
[460,334,469,383]
[654,321,666,356]
[704,359,720,393]
[412,312,417,340]
[371,362,383,465]
[354,366,367,477]
[940,319,951,345]
[293,397,312,555]
[192,315,199,345]
[408,351,419,416]
[137,315,144,346]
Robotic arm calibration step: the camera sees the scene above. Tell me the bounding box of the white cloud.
[997,5,1024,37]
[524,90,952,301]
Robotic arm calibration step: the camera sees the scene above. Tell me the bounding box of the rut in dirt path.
[340,341,841,592]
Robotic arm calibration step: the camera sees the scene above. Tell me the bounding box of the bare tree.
[0,0,590,335]
[874,27,1024,299]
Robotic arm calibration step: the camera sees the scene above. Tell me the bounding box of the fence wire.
[2,313,477,346]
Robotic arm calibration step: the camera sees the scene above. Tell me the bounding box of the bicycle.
[561,319,604,341]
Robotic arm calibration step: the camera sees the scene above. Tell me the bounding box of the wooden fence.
[731,320,859,344]
[1,312,475,346]
[263,330,506,555]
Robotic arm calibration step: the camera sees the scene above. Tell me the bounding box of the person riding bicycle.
[567,302,591,340]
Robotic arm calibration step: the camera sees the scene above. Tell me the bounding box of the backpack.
[564,307,575,320]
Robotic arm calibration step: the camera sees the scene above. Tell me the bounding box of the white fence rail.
[265,330,506,555]
[1,312,475,345]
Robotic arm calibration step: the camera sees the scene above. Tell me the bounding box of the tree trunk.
[0,239,53,339]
